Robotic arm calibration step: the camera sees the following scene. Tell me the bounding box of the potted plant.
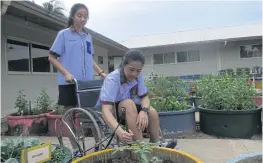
[71,141,203,163]
[35,89,54,115]
[46,104,68,136]
[146,76,196,134]
[7,89,52,136]
[251,66,262,78]
[197,74,262,138]
[46,104,81,137]
[1,136,72,163]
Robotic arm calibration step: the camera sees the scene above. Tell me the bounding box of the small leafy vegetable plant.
[111,141,163,163]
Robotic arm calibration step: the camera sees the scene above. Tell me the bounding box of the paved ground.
[1,136,261,163]
[2,111,262,162]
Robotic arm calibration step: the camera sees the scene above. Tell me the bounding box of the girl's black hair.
[119,49,145,68]
[67,3,89,28]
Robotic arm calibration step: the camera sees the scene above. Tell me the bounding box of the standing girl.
[48,3,106,156]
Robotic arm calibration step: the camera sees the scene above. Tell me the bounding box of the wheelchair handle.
[66,78,78,84]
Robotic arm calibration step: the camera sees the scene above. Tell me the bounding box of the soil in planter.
[93,157,178,163]
[236,155,262,163]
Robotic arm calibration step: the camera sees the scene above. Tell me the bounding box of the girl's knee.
[119,99,135,106]
[119,99,137,114]
[149,107,159,118]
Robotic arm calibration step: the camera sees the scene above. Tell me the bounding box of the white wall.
[113,57,122,70]
[140,39,262,77]
[141,43,218,76]
[221,39,262,69]
[1,14,109,117]
[93,45,109,74]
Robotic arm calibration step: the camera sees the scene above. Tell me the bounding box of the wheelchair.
[55,78,166,157]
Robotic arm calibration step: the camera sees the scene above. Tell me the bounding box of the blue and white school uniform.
[98,68,148,123]
[50,27,95,106]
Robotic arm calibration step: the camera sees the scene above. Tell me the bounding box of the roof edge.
[9,1,129,52]
[85,27,129,52]
[129,35,262,49]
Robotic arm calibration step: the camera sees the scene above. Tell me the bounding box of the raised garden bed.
[71,142,203,163]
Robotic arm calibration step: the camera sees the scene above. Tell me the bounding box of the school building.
[1,1,129,117]
[121,23,262,79]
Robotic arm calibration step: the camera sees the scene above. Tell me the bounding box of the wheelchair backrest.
[74,79,104,108]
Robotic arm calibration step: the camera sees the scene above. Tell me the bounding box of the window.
[31,44,50,72]
[144,55,152,65]
[7,39,30,72]
[153,52,175,64]
[240,44,262,58]
[98,56,103,64]
[177,50,200,63]
[164,52,175,64]
[153,53,163,64]
[6,38,55,74]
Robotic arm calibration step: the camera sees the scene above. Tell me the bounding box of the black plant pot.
[158,107,196,134]
[199,106,262,138]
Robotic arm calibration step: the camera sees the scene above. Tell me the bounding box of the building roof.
[122,23,262,49]
[3,0,129,52]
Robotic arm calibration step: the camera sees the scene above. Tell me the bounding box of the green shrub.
[14,90,30,116]
[34,89,53,114]
[146,75,191,111]
[197,74,257,110]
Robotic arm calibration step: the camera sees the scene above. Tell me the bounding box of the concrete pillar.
[216,42,223,72]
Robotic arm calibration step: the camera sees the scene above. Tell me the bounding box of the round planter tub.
[199,106,262,138]
[226,152,262,163]
[71,146,203,163]
[158,107,196,133]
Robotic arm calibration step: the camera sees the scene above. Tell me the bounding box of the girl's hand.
[136,111,148,131]
[100,73,107,79]
[65,73,74,83]
[116,128,134,143]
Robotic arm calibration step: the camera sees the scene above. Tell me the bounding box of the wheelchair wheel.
[58,107,104,155]
[82,108,119,149]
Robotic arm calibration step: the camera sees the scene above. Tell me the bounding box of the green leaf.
[4,158,19,163]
